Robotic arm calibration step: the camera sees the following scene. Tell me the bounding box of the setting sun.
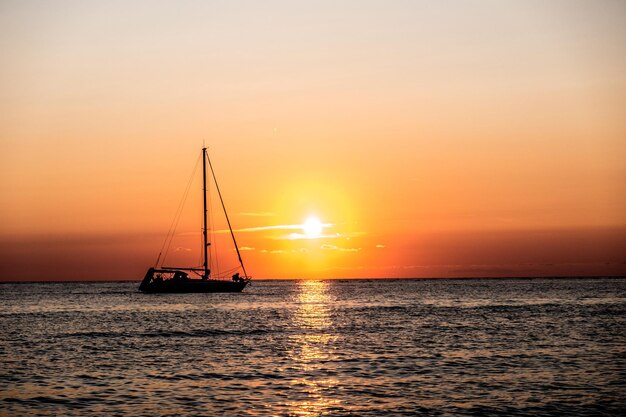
[0,1,624,283]
[302,216,323,239]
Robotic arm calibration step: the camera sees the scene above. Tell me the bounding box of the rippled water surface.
[1,278,625,416]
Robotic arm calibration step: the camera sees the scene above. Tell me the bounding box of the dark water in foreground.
[1,278,625,416]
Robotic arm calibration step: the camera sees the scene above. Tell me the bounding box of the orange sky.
[1,1,625,280]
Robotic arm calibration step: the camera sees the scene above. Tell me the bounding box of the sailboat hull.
[139,268,249,293]
[140,279,248,293]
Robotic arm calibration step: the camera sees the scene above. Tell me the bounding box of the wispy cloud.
[237,212,276,217]
[238,246,255,251]
[271,232,340,240]
[320,244,361,252]
[376,244,386,248]
[237,225,305,232]
[174,247,192,252]
[218,224,329,233]
[216,223,335,235]
[259,248,310,254]
[268,231,365,241]
[213,223,366,242]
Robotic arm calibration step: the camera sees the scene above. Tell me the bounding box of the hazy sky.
[1,0,625,280]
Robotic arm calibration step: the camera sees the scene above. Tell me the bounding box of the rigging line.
[199,171,205,270]
[208,175,221,279]
[163,162,199,266]
[155,154,201,267]
[215,266,239,279]
[197,225,203,269]
[206,152,248,278]
[162,156,201,267]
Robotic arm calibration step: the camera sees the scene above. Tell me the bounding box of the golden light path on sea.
[286,280,339,416]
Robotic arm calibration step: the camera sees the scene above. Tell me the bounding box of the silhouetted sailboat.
[139,148,250,293]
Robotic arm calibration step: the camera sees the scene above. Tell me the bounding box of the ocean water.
[1,278,625,416]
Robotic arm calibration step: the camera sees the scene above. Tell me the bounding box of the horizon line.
[2,275,625,284]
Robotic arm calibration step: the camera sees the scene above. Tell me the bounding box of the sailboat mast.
[202,147,209,279]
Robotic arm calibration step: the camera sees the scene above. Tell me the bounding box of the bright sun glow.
[302,216,323,238]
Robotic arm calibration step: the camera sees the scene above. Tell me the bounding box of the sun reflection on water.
[286,280,340,416]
